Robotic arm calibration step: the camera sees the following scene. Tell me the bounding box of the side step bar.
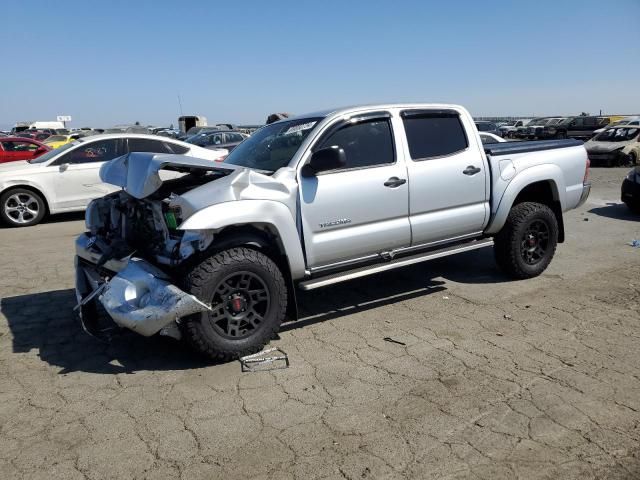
[298,238,494,291]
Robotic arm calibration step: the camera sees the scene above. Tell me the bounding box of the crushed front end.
[74,153,235,340]
[74,190,216,340]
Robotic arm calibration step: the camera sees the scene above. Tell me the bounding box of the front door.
[51,138,124,209]
[401,109,489,246]
[299,114,411,269]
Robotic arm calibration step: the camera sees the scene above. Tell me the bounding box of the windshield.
[526,118,543,126]
[594,127,640,142]
[547,118,562,125]
[224,118,321,171]
[28,141,78,163]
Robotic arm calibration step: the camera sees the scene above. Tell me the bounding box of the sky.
[1,0,639,130]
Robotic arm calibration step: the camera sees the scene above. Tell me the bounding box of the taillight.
[215,155,227,163]
[583,158,590,183]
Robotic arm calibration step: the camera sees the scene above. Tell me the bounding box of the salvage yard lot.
[1,168,639,479]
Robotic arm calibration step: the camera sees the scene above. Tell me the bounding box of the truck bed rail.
[484,139,583,156]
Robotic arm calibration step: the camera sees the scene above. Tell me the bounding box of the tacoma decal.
[319,218,351,228]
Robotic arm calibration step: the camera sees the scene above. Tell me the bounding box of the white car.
[479,132,507,144]
[0,134,227,227]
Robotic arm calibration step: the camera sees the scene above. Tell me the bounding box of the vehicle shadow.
[1,289,210,375]
[0,212,84,229]
[589,203,639,222]
[290,247,508,331]
[43,211,86,224]
[1,248,507,373]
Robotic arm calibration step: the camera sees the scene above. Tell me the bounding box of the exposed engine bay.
[84,172,223,268]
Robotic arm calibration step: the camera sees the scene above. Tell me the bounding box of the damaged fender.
[178,199,306,280]
[99,258,211,336]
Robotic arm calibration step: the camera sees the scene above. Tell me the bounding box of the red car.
[0,137,52,163]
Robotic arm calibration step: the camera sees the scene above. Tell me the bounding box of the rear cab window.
[401,110,468,160]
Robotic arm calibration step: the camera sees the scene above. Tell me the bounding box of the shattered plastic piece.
[628,239,640,248]
[383,337,407,346]
[504,314,512,320]
[496,332,504,337]
[442,296,450,300]
[240,348,289,372]
[99,258,211,336]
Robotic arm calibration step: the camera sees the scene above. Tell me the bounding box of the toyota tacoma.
[74,104,591,361]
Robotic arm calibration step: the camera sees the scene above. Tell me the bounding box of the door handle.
[384,177,406,188]
[463,165,481,175]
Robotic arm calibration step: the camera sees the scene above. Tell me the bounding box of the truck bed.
[484,139,583,156]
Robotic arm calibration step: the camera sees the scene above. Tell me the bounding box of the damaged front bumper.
[75,234,210,339]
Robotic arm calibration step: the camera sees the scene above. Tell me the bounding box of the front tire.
[555,131,567,139]
[182,247,287,362]
[0,188,46,227]
[494,202,559,279]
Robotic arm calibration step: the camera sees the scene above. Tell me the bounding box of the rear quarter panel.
[485,145,587,234]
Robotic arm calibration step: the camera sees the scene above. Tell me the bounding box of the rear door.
[299,112,411,269]
[401,109,489,246]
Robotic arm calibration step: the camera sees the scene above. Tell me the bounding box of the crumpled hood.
[100,152,238,199]
[585,140,631,153]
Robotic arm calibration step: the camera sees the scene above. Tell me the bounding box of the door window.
[1,141,39,152]
[402,112,468,160]
[57,139,122,164]
[163,142,189,154]
[226,133,244,143]
[317,119,395,170]
[207,133,224,146]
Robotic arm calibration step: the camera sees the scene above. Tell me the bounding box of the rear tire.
[182,247,287,362]
[494,202,559,279]
[0,188,46,227]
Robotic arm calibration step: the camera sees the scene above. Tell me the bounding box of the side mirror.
[59,163,69,172]
[301,146,347,177]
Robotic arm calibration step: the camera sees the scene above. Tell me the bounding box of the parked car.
[156,129,181,139]
[0,134,227,227]
[73,103,591,360]
[16,130,52,142]
[179,125,232,140]
[474,121,500,136]
[522,117,565,139]
[499,119,531,138]
[514,118,547,138]
[0,137,51,164]
[186,130,248,152]
[584,126,640,167]
[592,116,640,137]
[479,132,506,144]
[43,134,88,149]
[621,166,640,213]
[539,116,611,140]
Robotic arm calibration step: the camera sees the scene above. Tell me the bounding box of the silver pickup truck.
[75,103,591,361]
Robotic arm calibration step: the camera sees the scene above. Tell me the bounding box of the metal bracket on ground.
[240,348,289,372]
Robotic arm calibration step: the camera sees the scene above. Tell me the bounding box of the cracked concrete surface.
[1,168,639,479]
